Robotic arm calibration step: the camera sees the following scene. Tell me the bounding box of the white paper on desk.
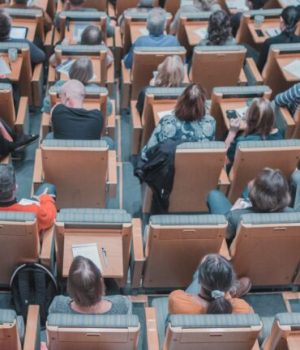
[283,0,300,5]
[235,106,248,119]
[0,57,11,75]
[226,0,248,9]
[72,243,103,272]
[265,27,281,37]
[283,60,300,79]
[139,28,149,35]
[181,0,194,5]
[193,27,207,39]
[157,110,174,120]
[56,59,75,75]
[73,23,90,42]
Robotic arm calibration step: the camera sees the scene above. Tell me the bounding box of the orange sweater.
[0,194,57,233]
[169,290,254,315]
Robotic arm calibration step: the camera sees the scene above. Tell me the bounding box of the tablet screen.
[10,27,28,39]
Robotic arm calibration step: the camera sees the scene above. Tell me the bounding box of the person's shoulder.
[201,114,216,123]
[49,295,72,313]
[106,295,132,313]
[231,298,254,314]
[169,290,190,301]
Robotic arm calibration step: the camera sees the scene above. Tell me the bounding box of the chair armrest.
[131,218,145,289]
[238,69,247,86]
[40,113,51,141]
[218,167,230,195]
[31,63,44,107]
[130,100,142,155]
[23,305,40,350]
[278,107,295,139]
[121,60,131,109]
[106,100,116,139]
[32,148,43,194]
[15,96,29,134]
[47,65,56,85]
[107,150,117,197]
[244,57,263,85]
[183,64,190,84]
[219,238,231,261]
[52,28,60,46]
[107,61,115,95]
[0,156,11,164]
[145,307,160,350]
[44,26,54,57]
[40,226,55,270]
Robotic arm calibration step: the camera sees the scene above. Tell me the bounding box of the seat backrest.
[210,85,272,139]
[47,313,140,350]
[292,108,300,139]
[131,46,186,99]
[0,83,16,127]
[0,309,21,350]
[231,212,300,287]
[190,45,246,96]
[55,44,108,84]
[55,208,132,287]
[116,0,159,17]
[164,314,262,350]
[228,139,300,202]
[41,139,109,208]
[143,214,227,288]
[0,212,39,286]
[169,142,226,212]
[263,313,300,350]
[83,0,107,11]
[262,43,300,98]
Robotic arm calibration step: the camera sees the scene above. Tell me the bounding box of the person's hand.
[49,53,57,68]
[229,117,241,133]
[231,198,249,210]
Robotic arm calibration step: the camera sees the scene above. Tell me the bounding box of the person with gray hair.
[50,80,103,140]
[124,8,180,69]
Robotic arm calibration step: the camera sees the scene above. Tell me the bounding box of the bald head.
[60,80,85,108]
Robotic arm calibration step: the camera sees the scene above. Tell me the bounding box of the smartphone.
[255,29,264,37]
[226,110,238,119]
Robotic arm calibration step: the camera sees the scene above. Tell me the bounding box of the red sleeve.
[36,194,57,231]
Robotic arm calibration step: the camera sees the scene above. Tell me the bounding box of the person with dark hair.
[257,6,300,71]
[225,98,282,165]
[141,83,216,160]
[206,168,295,242]
[49,256,131,314]
[0,164,56,234]
[0,11,45,64]
[169,254,253,314]
[199,10,235,46]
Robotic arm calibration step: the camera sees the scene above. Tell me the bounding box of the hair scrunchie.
[211,290,225,299]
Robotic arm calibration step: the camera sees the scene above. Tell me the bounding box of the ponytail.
[207,297,233,314]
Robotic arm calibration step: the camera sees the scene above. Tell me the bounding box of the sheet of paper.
[73,23,90,42]
[157,110,174,120]
[235,106,248,119]
[283,60,300,79]
[193,27,207,39]
[56,59,75,75]
[0,57,11,75]
[72,243,103,272]
[139,27,149,35]
[265,27,281,37]
[226,0,248,9]
[283,0,300,5]
[10,27,27,39]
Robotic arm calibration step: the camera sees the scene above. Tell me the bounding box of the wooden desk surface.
[64,21,100,44]
[220,99,248,130]
[130,22,149,44]
[287,335,300,350]
[184,22,208,47]
[152,100,177,126]
[277,56,300,82]
[11,18,37,42]
[31,0,48,12]
[0,54,22,82]
[63,233,124,278]
[248,19,281,45]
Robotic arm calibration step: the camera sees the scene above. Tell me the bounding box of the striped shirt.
[275,83,300,116]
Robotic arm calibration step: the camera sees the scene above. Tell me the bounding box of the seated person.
[49,256,132,314]
[50,79,103,140]
[0,164,56,234]
[124,8,180,69]
[225,98,282,166]
[54,0,115,37]
[170,0,221,35]
[141,83,216,160]
[0,0,52,32]
[207,168,295,242]
[169,254,253,314]
[257,6,300,72]
[0,118,38,158]
[275,82,300,116]
[0,10,45,64]
[198,10,235,46]
[136,55,185,116]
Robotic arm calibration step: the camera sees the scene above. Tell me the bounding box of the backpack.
[10,263,58,326]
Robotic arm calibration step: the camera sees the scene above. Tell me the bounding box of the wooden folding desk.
[0,54,23,82]
[276,56,300,83]
[247,18,281,45]
[219,99,248,130]
[151,100,177,126]
[62,232,124,278]
[184,22,208,47]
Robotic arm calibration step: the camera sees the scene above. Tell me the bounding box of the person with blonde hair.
[136,55,185,115]
[50,80,103,140]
